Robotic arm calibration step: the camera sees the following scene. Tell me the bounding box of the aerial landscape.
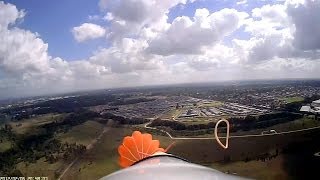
[1,0,320,179]
[1,80,320,179]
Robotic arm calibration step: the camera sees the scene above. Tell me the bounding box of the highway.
[144,122,320,140]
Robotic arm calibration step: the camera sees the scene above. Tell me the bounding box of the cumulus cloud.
[238,0,320,63]
[237,0,248,5]
[89,38,164,73]
[0,0,320,98]
[286,0,320,50]
[72,23,106,42]
[0,1,25,30]
[0,2,50,78]
[146,8,248,56]
[99,0,196,41]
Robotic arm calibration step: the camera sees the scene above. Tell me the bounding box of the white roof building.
[312,99,320,107]
[300,105,312,112]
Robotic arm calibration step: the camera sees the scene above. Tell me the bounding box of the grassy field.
[56,120,104,146]
[198,101,223,107]
[62,127,172,180]
[169,128,320,179]
[59,122,320,180]
[175,116,320,137]
[9,114,64,135]
[13,120,105,179]
[179,119,214,125]
[211,156,288,180]
[159,109,182,119]
[17,158,65,179]
[0,139,12,152]
[280,96,304,103]
[10,119,320,180]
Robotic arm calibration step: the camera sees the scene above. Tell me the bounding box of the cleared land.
[9,114,64,135]
[62,127,172,180]
[17,158,65,180]
[280,96,304,103]
[211,156,288,180]
[15,119,107,179]
[159,109,182,119]
[198,101,223,107]
[10,115,320,180]
[0,139,12,152]
[56,120,104,146]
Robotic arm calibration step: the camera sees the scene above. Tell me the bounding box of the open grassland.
[62,123,320,180]
[13,119,105,179]
[174,115,320,137]
[17,158,65,180]
[0,139,12,152]
[198,101,223,107]
[280,96,304,103]
[169,128,320,179]
[230,116,320,136]
[9,114,65,135]
[211,156,288,180]
[62,126,172,180]
[56,120,104,146]
[11,115,320,180]
[159,109,182,119]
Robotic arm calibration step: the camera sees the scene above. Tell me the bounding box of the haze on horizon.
[0,0,320,99]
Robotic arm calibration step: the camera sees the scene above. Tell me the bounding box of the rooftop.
[312,99,320,104]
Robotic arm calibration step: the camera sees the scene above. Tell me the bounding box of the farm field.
[0,139,12,152]
[9,114,64,135]
[59,123,320,179]
[280,96,304,103]
[61,126,172,180]
[17,158,65,180]
[56,120,104,146]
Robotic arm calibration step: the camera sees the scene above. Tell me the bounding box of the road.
[144,122,320,140]
[58,121,111,180]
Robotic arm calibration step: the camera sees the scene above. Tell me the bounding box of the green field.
[159,109,182,119]
[280,96,304,103]
[62,127,172,180]
[179,119,214,125]
[8,114,320,180]
[211,156,288,180]
[0,139,12,152]
[56,120,104,146]
[9,114,64,135]
[198,101,223,107]
[17,158,65,179]
[12,119,105,179]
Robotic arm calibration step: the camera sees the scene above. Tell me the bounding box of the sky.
[0,0,320,99]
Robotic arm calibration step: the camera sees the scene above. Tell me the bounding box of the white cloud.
[99,0,196,41]
[0,1,25,30]
[72,23,106,42]
[146,8,249,55]
[286,0,320,50]
[237,0,248,5]
[88,15,100,21]
[0,0,320,98]
[89,38,164,73]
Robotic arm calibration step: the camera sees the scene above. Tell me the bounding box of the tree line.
[149,112,303,132]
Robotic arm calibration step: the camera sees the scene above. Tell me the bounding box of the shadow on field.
[169,129,320,179]
[281,132,320,180]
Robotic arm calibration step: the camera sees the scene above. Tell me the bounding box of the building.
[300,105,312,113]
[311,99,320,108]
[300,99,320,114]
